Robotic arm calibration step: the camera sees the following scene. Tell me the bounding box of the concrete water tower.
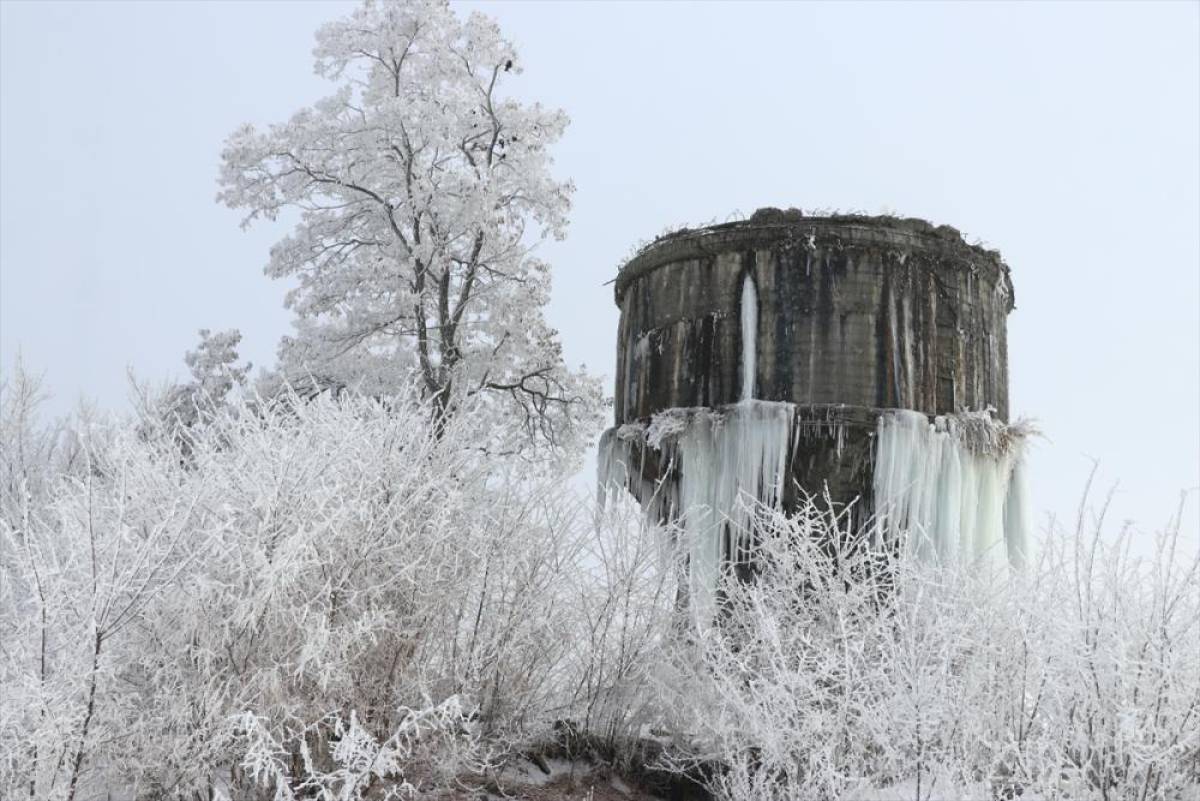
[599,208,1031,615]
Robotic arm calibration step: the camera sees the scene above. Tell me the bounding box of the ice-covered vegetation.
[2,365,1197,800]
[0,367,671,799]
[657,497,1200,801]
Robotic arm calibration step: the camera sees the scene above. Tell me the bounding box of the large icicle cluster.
[670,400,793,621]
[598,404,1034,620]
[873,409,1033,569]
[599,401,796,620]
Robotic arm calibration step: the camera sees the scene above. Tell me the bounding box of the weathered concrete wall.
[614,210,1014,426]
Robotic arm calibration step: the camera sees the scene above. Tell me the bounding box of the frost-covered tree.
[218,0,601,456]
[158,328,251,428]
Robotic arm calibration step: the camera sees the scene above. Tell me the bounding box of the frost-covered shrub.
[0,381,669,800]
[0,381,218,800]
[3,362,1196,801]
[656,495,1200,801]
[233,697,482,800]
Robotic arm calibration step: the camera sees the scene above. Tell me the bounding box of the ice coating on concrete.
[740,273,758,402]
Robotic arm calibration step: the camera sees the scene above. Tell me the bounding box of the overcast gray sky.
[2,0,1197,544]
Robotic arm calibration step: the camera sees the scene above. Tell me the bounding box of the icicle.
[933,422,962,562]
[740,273,758,402]
[872,409,1031,570]
[597,426,631,510]
[958,448,979,559]
[669,400,794,622]
[972,454,1011,571]
[1004,452,1033,569]
[598,401,797,622]
[597,422,650,510]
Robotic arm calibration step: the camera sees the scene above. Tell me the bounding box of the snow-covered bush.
[233,697,482,800]
[656,493,1200,801]
[3,361,1197,801]
[0,377,669,800]
[0,374,218,800]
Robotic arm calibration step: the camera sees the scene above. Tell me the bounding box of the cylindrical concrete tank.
[614,209,1013,426]
[599,210,1032,602]
[600,206,1032,546]
[603,209,1018,514]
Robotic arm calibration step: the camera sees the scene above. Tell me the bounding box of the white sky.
[2,0,1197,545]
